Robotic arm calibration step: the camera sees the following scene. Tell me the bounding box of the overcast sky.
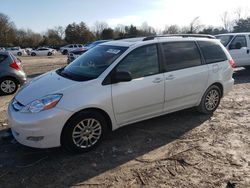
[1,0,250,33]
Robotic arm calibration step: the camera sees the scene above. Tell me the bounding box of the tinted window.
[69,45,73,48]
[60,45,127,81]
[198,41,227,64]
[216,35,233,46]
[229,36,247,50]
[116,44,159,79]
[161,42,201,72]
[0,55,7,62]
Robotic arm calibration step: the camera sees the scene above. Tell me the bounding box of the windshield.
[58,45,128,81]
[216,35,233,47]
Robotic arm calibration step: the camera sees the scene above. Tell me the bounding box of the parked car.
[0,52,26,95]
[0,47,5,51]
[25,48,33,55]
[60,44,83,55]
[67,40,110,63]
[30,47,56,56]
[8,35,234,153]
[216,32,250,67]
[67,48,88,64]
[5,47,27,56]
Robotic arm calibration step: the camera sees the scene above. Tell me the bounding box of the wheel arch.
[60,107,113,144]
[0,76,20,85]
[210,82,224,97]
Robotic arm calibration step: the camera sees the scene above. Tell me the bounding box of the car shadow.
[0,108,211,187]
[233,68,250,85]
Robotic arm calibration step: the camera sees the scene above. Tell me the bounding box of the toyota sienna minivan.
[8,35,234,153]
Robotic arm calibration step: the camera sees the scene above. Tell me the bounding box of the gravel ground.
[0,55,250,188]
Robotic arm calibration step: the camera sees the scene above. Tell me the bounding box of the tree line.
[0,10,250,48]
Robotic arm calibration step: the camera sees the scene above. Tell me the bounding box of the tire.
[31,52,36,56]
[61,110,108,153]
[62,50,68,55]
[17,52,22,56]
[0,77,18,95]
[47,52,52,56]
[197,85,222,114]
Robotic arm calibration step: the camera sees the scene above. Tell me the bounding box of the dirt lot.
[0,55,250,188]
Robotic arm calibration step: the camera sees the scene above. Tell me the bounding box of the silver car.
[0,52,26,95]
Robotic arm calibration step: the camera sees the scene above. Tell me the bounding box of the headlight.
[20,94,63,113]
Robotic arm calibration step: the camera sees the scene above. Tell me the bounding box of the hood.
[15,71,79,105]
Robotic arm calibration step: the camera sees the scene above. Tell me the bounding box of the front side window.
[116,44,159,79]
[229,36,247,50]
[198,41,227,64]
[59,45,128,81]
[216,35,233,46]
[161,42,201,72]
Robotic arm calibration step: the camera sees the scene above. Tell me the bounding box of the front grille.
[12,99,24,111]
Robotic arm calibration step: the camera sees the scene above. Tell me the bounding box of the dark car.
[67,40,110,64]
[0,52,26,95]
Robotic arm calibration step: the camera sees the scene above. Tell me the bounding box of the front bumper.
[8,103,72,148]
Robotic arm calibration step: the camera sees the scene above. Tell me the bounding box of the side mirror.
[113,70,132,83]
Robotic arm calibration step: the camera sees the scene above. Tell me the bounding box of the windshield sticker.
[107,49,121,54]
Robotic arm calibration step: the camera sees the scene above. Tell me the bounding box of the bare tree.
[163,25,180,34]
[221,12,233,32]
[93,21,108,39]
[189,17,202,33]
[114,24,126,38]
[54,26,65,39]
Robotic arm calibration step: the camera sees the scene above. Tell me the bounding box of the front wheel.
[197,85,222,114]
[61,111,108,153]
[17,52,22,56]
[47,52,52,56]
[31,52,36,56]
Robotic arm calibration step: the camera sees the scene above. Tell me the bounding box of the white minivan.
[8,35,234,153]
[216,33,250,67]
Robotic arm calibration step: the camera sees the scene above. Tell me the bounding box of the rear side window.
[161,42,201,72]
[0,55,7,62]
[198,41,227,64]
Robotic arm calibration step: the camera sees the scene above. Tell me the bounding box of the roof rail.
[142,34,216,41]
[169,34,216,39]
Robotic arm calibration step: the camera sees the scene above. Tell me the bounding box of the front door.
[228,35,250,66]
[111,44,165,125]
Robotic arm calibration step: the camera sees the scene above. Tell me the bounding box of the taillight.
[9,60,21,71]
[229,59,236,68]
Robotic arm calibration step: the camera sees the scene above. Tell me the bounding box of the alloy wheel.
[72,118,102,148]
[0,80,16,94]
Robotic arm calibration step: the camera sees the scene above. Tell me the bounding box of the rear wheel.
[31,52,36,56]
[61,110,108,153]
[0,77,18,95]
[17,52,22,56]
[197,85,222,114]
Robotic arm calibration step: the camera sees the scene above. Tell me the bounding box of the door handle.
[152,77,163,83]
[247,49,249,54]
[165,75,176,80]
